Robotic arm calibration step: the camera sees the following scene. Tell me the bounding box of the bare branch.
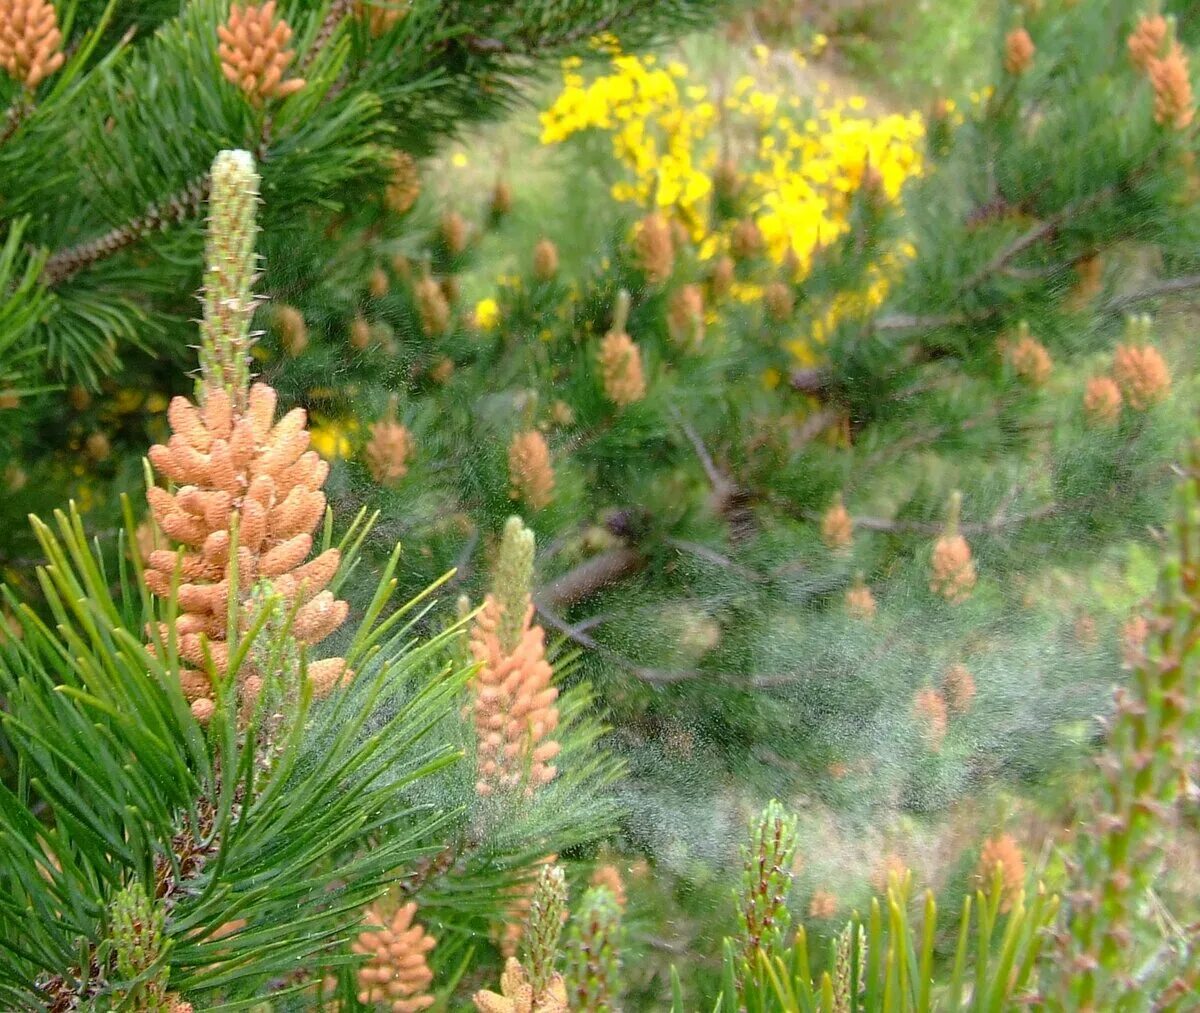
[1101,273,1200,316]
[535,546,644,610]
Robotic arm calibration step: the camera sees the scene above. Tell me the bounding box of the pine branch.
[535,546,644,609]
[41,174,210,285]
[1101,272,1200,315]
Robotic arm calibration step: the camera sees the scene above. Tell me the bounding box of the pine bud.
[4,463,26,491]
[415,269,451,337]
[1128,14,1168,72]
[351,902,437,1013]
[369,266,390,299]
[1113,331,1170,409]
[0,0,64,88]
[525,864,569,998]
[913,687,948,751]
[930,491,976,603]
[1149,42,1194,129]
[941,662,976,715]
[85,431,111,462]
[200,150,260,408]
[565,886,623,1012]
[709,255,736,300]
[821,493,853,551]
[738,800,797,965]
[731,217,764,261]
[1003,27,1035,75]
[217,3,305,106]
[109,882,184,1010]
[1009,321,1052,387]
[274,305,308,357]
[386,151,421,214]
[633,212,674,285]
[846,573,877,620]
[440,209,470,256]
[667,283,705,351]
[598,291,646,407]
[509,429,555,510]
[68,385,91,411]
[808,890,839,920]
[491,178,514,218]
[533,237,560,281]
[764,280,795,322]
[976,834,1026,912]
[0,390,17,409]
[365,412,413,486]
[350,314,372,351]
[1083,375,1122,426]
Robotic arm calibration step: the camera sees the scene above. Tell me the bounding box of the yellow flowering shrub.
[538,47,926,363]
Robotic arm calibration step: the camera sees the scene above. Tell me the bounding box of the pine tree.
[0,147,620,1009]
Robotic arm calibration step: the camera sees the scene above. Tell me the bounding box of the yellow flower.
[474,297,500,330]
[451,152,468,168]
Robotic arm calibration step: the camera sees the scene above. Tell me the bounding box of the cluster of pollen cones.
[469,595,560,798]
[145,381,349,720]
[352,902,436,1013]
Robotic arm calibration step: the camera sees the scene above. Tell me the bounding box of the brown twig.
[42,174,210,286]
[534,547,644,610]
[1101,273,1200,316]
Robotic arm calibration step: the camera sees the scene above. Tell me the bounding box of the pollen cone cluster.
[275,304,308,357]
[145,383,350,720]
[1003,26,1035,75]
[633,212,674,285]
[1083,375,1122,426]
[976,833,1026,912]
[416,269,451,337]
[930,492,976,604]
[1129,14,1167,71]
[533,237,559,282]
[365,410,414,486]
[731,217,765,261]
[1009,323,1052,386]
[846,574,876,620]
[0,0,64,88]
[469,518,560,798]
[941,662,976,715]
[217,3,305,106]
[808,890,839,920]
[473,957,568,1013]
[352,902,436,1013]
[667,284,705,351]
[508,430,555,510]
[1113,337,1171,410]
[821,493,853,550]
[598,292,646,406]
[1148,42,1194,129]
[386,151,421,214]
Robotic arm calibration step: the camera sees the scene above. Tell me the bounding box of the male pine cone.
[145,384,350,720]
